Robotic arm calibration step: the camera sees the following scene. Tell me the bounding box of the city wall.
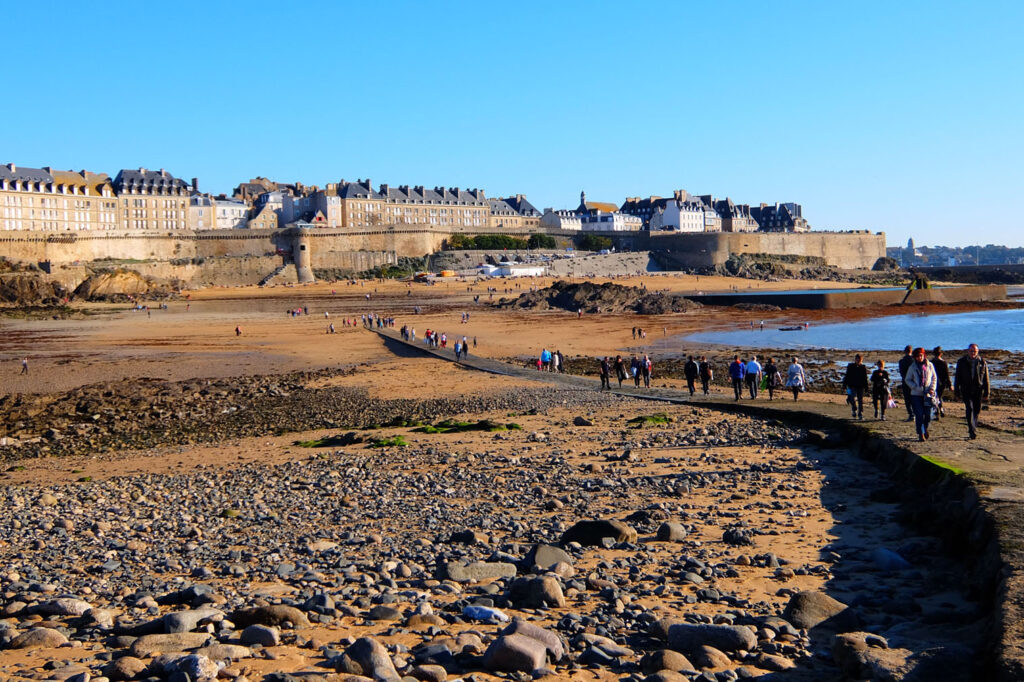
[0,227,887,286]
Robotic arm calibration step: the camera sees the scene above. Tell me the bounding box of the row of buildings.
[0,162,810,234]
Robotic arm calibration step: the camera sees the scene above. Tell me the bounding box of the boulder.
[10,627,69,649]
[505,576,564,608]
[559,519,637,546]
[240,624,280,647]
[655,522,687,542]
[338,636,401,682]
[501,620,564,661]
[230,604,310,629]
[129,632,211,657]
[483,633,548,673]
[163,653,219,680]
[523,544,573,570]
[163,606,222,633]
[104,656,148,681]
[783,591,857,631]
[435,560,516,583]
[640,649,696,674]
[32,598,93,617]
[667,624,757,654]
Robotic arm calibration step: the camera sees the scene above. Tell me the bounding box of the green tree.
[528,233,557,249]
[578,234,612,251]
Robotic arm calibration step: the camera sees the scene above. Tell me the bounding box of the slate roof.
[500,195,541,217]
[489,198,515,214]
[0,164,54,184]
[113,168,189,193]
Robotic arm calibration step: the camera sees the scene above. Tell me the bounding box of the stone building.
[649,195,706,232]
[540,209,582,231]
[283,190,342,227]
[246,203,279,230]
[214,196,249,230]
[0,164,118,231]
[620,195,668,227]
[751,202,810,232]
[112,168,191,230]
[714,198,759,232]
[577,191,642,232]
[324,179,490,230]
[253,191,288,229]
[188,194,216,231]
[488,194,541,229]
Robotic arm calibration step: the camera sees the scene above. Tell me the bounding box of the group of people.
[848,344,990,442]
[631,327,648,340]
[725,355,808,401]
[362,313,396,329]
[599,354,653,390]
[711,345,989,442]
[537,349,565,372]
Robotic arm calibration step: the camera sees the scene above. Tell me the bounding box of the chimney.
[159,168,166,176]
[191,177,198,191]
[380,183,389,194]
[364,178,371,190]
[43,166,52,173]
[7,163,15,172]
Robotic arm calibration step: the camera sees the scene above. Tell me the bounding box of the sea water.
[683,308,1024,352]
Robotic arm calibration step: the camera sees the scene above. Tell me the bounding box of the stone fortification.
[0,226,886,287]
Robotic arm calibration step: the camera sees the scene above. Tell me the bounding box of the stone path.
[374,326,1024,678]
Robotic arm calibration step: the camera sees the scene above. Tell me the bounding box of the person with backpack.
[698,356,713,396]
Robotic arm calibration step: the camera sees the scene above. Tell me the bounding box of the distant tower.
[580,190,586,205]
[907,237,915,250]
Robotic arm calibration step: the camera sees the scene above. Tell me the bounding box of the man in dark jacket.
[842,353,869,419]
[954,343,990,439]
[599,357,611,391]
[931,347,951,418]
[684,356,699,396]
[898,345,915,421]
[698,356,713,395]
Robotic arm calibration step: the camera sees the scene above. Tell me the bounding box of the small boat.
[778,326,804,331]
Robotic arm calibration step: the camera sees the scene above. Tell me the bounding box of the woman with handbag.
[786,356,807,400]
[905,347,938,442]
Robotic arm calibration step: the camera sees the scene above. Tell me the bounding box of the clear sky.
[2,1,1021,247]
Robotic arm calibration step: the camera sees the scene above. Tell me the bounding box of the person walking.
[870,360,891,420]
[698,356,713,395]
[931,347,951,418]
[684,355,699,396]
[842,353,870,419]
[631,356,642,388]
[786,356,806,400]
[20,357,29,375]
[729,356,746,401]
[898,345,915,422]
[599,357,612,390]
[454,340,462,362]
[614,355,627,388]
[745,355,763,399]
[954,343,990,440]
[764,357,781,400]
[905,347,938,442]
[641,354,652,388]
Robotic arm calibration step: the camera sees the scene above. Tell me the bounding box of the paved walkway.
[373,326,1024,677]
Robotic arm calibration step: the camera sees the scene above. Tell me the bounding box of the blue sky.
[2,1,1021,247]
